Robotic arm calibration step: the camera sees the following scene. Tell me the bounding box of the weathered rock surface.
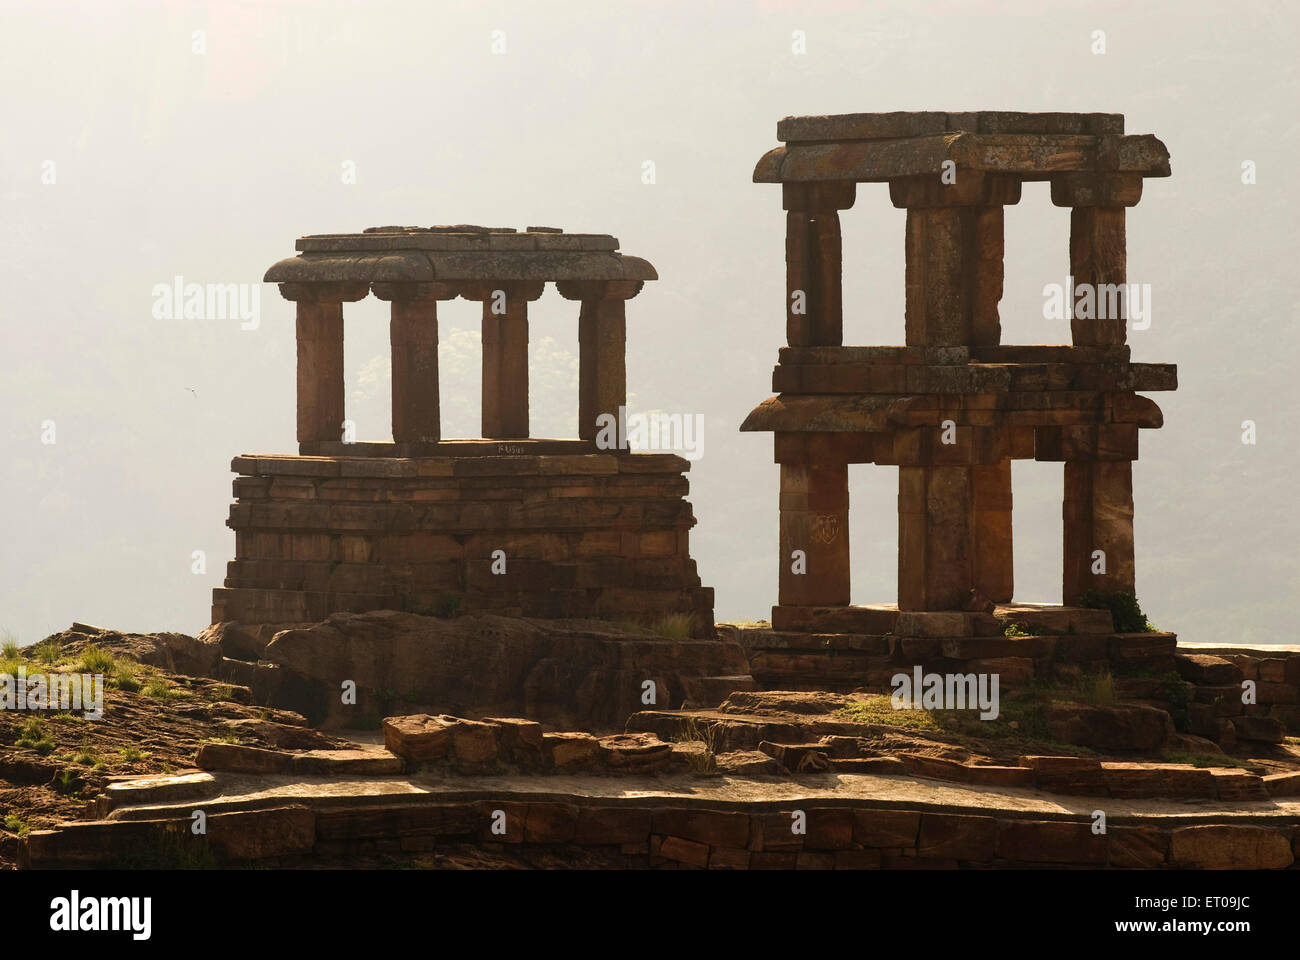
[1168,825,1294,869]
[257,610,749,727]
[39,623,221,678]
[1042,702,1175,751]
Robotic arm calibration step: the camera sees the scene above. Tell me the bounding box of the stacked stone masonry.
[20,801,1299,870]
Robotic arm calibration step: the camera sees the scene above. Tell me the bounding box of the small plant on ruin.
[1160,751,1256,771]
[111,658,143,686]
[1073,670,1116,706]
[4,815,30,837]
[31,641,61,665]
[1003,622,1030,638]
[671,717,721,773]
[210,684,238,702]
[837,695,939,732]
[118,746,151,763]
[1078,590,1155,633]
[202,735,241,745]
[55,768,82,794]
[15,717,55,755]
[77,644,117,677]
[142,675,188,701]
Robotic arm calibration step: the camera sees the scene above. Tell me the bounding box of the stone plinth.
[213,451,713,635]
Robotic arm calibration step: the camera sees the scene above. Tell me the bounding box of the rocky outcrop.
[1042,702,1175,751]
[38,623,222,678]
[229,611,749,728]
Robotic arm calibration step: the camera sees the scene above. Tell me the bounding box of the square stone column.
[279,281,368,444]
[898,465,974,610]
[783,182,854,347]
[893,425,1023,610]
[891,172,1020,348]
[372,282,459,444]
[1063,460,1136,604]
[971,460,1014,603]
[558,280,643,442]
[1052,172,1143,346]
[462,281,545,439]
[778,456,850,606]
[889,174,1021,609]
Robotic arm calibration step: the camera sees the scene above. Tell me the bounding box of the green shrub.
[77,645,117,676]
[142,676,188,701]
[1078,590,1154,633]
[15,716,55,755]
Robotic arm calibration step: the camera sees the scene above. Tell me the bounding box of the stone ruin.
[14,112,1300,875]
[742,111,1176,648]
[211,225,713,635]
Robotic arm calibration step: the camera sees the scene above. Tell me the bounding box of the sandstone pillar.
[971,460,1014,603]
[373,282,459,444]
[899,465,975,611]
[778,460,850,606]
[783,182,855,347]
[1063,460,1136,604]
[1052,172,1143,602]
[463,281,545,439]
[280,281,368,444]
[1052,172,1143,346]
[557,280,642,442]
[890,174,1020,608]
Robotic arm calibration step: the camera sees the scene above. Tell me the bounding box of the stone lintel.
[458,281,547,302]
[743,390,1167,435]
[555,280,645,301]
[782,181,857,211]
[278,281,370,303]
[889,172,1022,208]
[776,111,1126,143]
[371,281,461,302]
[237,447,689,473]
[753,133,1170,184]
[1050,172,1145,208]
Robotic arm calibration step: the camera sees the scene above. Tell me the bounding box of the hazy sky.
[1,0,1296,646]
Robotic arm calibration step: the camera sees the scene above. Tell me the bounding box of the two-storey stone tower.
[742,111,1175,634]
